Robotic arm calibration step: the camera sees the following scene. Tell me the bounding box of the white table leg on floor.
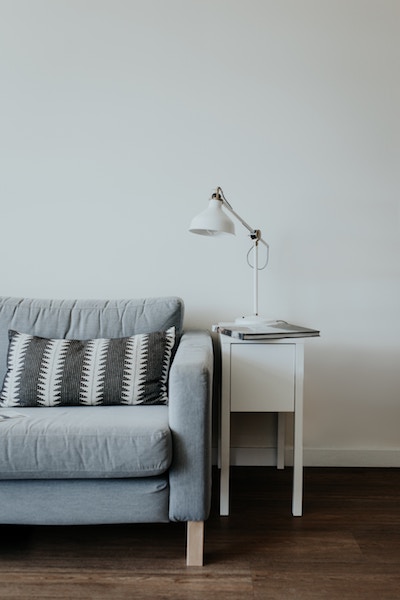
[220,339,231,516]
[292,343,304,517]
[277,413,286,470]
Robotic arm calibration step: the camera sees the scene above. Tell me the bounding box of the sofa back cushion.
[0,297,184,388]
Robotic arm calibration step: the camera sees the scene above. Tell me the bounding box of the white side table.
[217,329,310,517]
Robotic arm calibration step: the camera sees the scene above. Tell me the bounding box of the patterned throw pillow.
[0,328,175,407]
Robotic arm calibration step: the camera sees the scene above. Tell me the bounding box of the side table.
[216,322,319,517]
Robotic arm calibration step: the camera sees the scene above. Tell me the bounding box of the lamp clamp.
[250,229,262,243]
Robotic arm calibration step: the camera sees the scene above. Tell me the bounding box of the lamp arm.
[214,187,269,250]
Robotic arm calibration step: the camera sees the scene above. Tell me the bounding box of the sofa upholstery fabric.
[0,406,171,479]
[0,477,170,524]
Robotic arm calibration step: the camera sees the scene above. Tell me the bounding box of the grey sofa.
[0,296,213,566]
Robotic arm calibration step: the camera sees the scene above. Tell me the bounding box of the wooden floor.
[1,467,400,599]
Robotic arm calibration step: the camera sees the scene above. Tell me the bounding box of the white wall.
[1,0,399,465]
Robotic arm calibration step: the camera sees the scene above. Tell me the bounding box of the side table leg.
[220,451,230,516]
[292,343,304,516]
[220,388,231,516]
[220,338,231,516]
[277,412,285,470]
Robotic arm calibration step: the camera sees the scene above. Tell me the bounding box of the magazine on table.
[213,320,320,340]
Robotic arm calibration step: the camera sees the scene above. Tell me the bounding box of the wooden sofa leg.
[186,521,204,566]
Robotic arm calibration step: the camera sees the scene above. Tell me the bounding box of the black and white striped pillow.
[0,328,175,407]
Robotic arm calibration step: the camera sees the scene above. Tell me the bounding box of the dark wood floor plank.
[252,571,400,600]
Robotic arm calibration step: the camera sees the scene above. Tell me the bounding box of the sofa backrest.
[0,296,184,386]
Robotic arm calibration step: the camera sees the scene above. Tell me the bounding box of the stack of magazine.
[213,320,320,340]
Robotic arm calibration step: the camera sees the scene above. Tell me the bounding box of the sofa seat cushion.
[0,406,172,479]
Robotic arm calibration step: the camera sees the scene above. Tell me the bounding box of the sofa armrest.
[168,330,213,522]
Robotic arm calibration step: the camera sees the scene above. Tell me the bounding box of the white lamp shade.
[189,198,235,236]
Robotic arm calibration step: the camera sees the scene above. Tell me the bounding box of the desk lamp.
[189,186,271,325]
